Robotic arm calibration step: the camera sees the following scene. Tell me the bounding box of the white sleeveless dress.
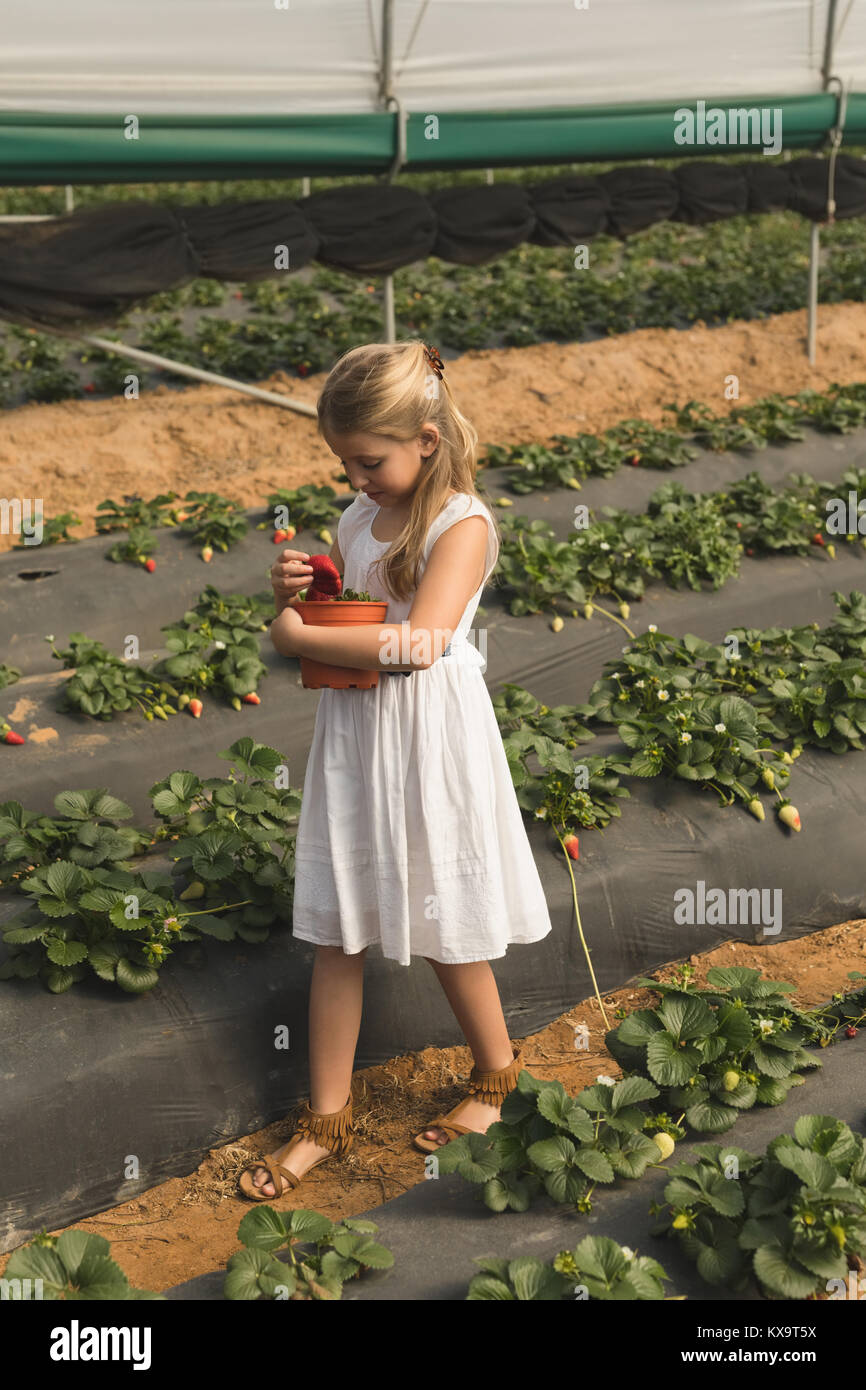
[291,489,553,965]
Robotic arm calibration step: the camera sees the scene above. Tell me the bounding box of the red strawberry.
[242,692,261,704]
[144,557,156,572]
[273,529,288,544]
[812,533,825,546]
[2,729,25,745]
[83,383,96,393]
[563,833,580,860]
[845,1026,858,1038]
[304,588,331,602]
[745,548,754,556]
[307,554,342,597]
[188,698,203,718]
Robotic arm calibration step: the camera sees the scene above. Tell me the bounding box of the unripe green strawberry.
[761,767,775,789]
[178,693,190,709]
[672,1213,690,1230]
[583,602,594,619]
[826,543,836,559]
[317,528,334,545]
[723,1069,740,1092]
[747,798,765,821]
[179,880,206,901]
[778,803,802,831]
[231,696,242,711]
[565,477,582,490]
[619,601,630,620]
[153,705,168,720]
[780,749,793,764]
[653,1133,675,1160]
[551,615,564,633]
[495,497,513,508]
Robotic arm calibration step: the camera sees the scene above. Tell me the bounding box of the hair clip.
[422,343,445,378]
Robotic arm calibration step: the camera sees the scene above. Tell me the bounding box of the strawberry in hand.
[305,553,342,602]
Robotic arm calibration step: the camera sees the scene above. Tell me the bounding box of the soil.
[4,301,866,554]
[2,916,863,1295]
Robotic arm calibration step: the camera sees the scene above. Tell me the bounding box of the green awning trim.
[2,93,865,184]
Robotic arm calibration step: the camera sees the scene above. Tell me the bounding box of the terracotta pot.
[294,599,389,689]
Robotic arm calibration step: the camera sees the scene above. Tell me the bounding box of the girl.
[239,340,552,1201]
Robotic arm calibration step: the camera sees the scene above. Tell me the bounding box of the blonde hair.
[316,339,499,602]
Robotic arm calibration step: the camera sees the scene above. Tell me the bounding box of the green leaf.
[646,1032,701,1086]
[573,1235,628,1285]
[507,1256,565,1301]
[752,1246,817,1299]
[115,958,160,994]
[684,1098,739,1133]
[658,994,718,1040]
[573,1148,615,1183]
[773,1146,837,1191]
[611,1075,659,1111]
[45,938,88,967]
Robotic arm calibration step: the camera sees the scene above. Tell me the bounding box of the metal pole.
[486,168,494,184]
[301,177,311,197]
[380,0,396,343]
[807,222,820,366]
[65,185,75,212]
[808,0,840,363]
[383,276,396,343]
[78,334,318,416]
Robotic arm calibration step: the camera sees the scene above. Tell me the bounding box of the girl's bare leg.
[420,958,516,1146]
[250,945,366,1195]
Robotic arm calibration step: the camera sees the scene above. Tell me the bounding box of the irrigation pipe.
[77,334,318,417]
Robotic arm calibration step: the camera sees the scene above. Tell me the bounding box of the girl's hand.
[270,602,306,658]
[271,549,314,611]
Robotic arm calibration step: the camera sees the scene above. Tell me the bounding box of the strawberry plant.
[652,1116,866,1298]
[0,739,303,993]
[0,789,147,888]
[261,484,341,534]
[106,523,158,569]
[436,1069,668,1214]
[1,1229,163,1300]
[224,1206,393,1301]
[95,492,179,533]
[11,512,82,547]
[803,973,866,1047]
[48,633,182,720]
[605,966,820,1132]
[0,663,21,689]
[177,490,249,555]
[467,1237,672,1300]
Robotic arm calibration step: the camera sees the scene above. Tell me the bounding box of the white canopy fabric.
[1,0,864,116]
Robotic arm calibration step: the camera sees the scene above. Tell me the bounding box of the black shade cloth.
[0,155,861,333]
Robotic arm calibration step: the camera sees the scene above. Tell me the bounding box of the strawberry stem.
[555,829,609,1029]
[589,603,636,640]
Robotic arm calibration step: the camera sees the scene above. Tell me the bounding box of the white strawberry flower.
[636,679,646,688]
[728,653,741,662]
[214,640,226,650]
[680,732,692,743]
[758,1018,775,1038]
[648,624,658,633]
[600,542,611,551]
[657,689,670,701]
[714,722,726,733]
[620,1246,635,1261]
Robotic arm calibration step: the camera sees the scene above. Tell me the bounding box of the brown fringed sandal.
[238,1093,354,1201]
[411,1044,524,1154]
